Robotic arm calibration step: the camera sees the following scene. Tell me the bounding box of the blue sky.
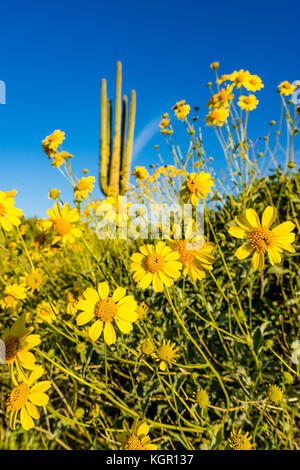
[0,0,299,217]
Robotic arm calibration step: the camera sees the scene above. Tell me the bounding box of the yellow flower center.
[186,179,201,193]
[249,227,274,253]
[95,298,118,322]
[77,180,89,191]
[174,241,195,264]
[145,253,165,273]
[7,383,30,411]
[158,345,174,362]
[125,435,143,450]
[4,295,16,306]
[54,218,72,236]
[0,203,6,217]
[4,335,19,362]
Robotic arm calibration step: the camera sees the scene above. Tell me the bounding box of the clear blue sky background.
[0,0,299,217]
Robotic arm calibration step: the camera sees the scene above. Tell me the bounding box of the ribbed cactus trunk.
[99,61,136,197]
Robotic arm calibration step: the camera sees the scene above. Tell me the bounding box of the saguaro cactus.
[99,61,136,196]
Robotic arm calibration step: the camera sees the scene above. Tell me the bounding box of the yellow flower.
[42,130,65,156]
[172,100,191,120]
[48,188,61,200]
[152,339,179,371]
[139,338,155,355]
[159,118,170,129]
[74,176,95,201]
[228,206,296,272]
[210,61,219,70]
[76,281,138,345]
[51,151,73,168]
[0,191,23,231]
[2,313,41,382]
[0,283,27,310]
[45,202,82,244]
[168,239,215,281]
[228,429,255,450]
[120,419,157,450]
[278,81,296,96]
[136,301,149,320]
[267,384,283,404]
[205,107,229,126]
[66,286,82,315]
[132,166,149,181]
[217,74,230,84]
[238,95,259,111]
[207,85,234,109]
[194,388,210,408]
[21,269,44,293]
[36,301,57,323]
[230,69,251,89]
[7,365,51,430]
[130,241,182,292]
[180,171,214,205]
[245,74,264,92]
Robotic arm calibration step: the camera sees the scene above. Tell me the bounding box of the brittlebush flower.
[20,269,44,293]
[245,74,264,92]
[132,166,149,181]
[168,239,215,281]
[152,339,179,371]
[42,130,65,156]
[228,206,296,272]
[7,365,51,430]
[74,176,95,201]
[45,202,82,244]
[66,286,82,315]
[194,388,210,408]
[205,107,229,126]
[0,191,23,232]
[228,429,255,450]
[172,100,191,120]
[180,172,214,205]
[207,85,234,109]
[130,241,182,292]
[230,69,251,89]
[278,81,296,96]
[51,151,73,168]
[36,301,57,323]
[48,188,61,200]
[76,282,138,345]
[2,313,41,383]
[120,419,157,450]
[238,95,259,111]
[0,284,27,310]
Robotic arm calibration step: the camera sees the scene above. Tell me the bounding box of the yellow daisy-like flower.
[136,301,149,320]
[0,283,27,310]
[238,95,259,111]
[76,282,138,345]
[74,176,95,201]
[230,69,251,89]
[139,338,155,356]
[228,429,255,450]
[159,117,170,129]
[130,241,182,292]
[42,130,65,156]
[120,419,157,450]
[172,100,191,120]
[228,206,296,272]
[48,188,61,200]
[152,339,179,371]
[267,384,283,404]
[21,269,44,293]
[245,74,264,92]
[0,191,23,232]
[168,239,215,281]
[45,202,82,244]
[216,74,230,84]
[7,365,51,431]
[207,85,234,109]
[278,81,296,96]
[2,312,41,382]
[50,151,73,168]
[36,301,57,324]
[205,107,229,127]
[132,166,149,181]
[66,286,82,315]
[180,171,214,206]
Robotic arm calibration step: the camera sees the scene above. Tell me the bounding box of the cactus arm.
[120,95,128,193]
[109,61,122,195]
[100,78,109,195]
[120,90,136,195]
